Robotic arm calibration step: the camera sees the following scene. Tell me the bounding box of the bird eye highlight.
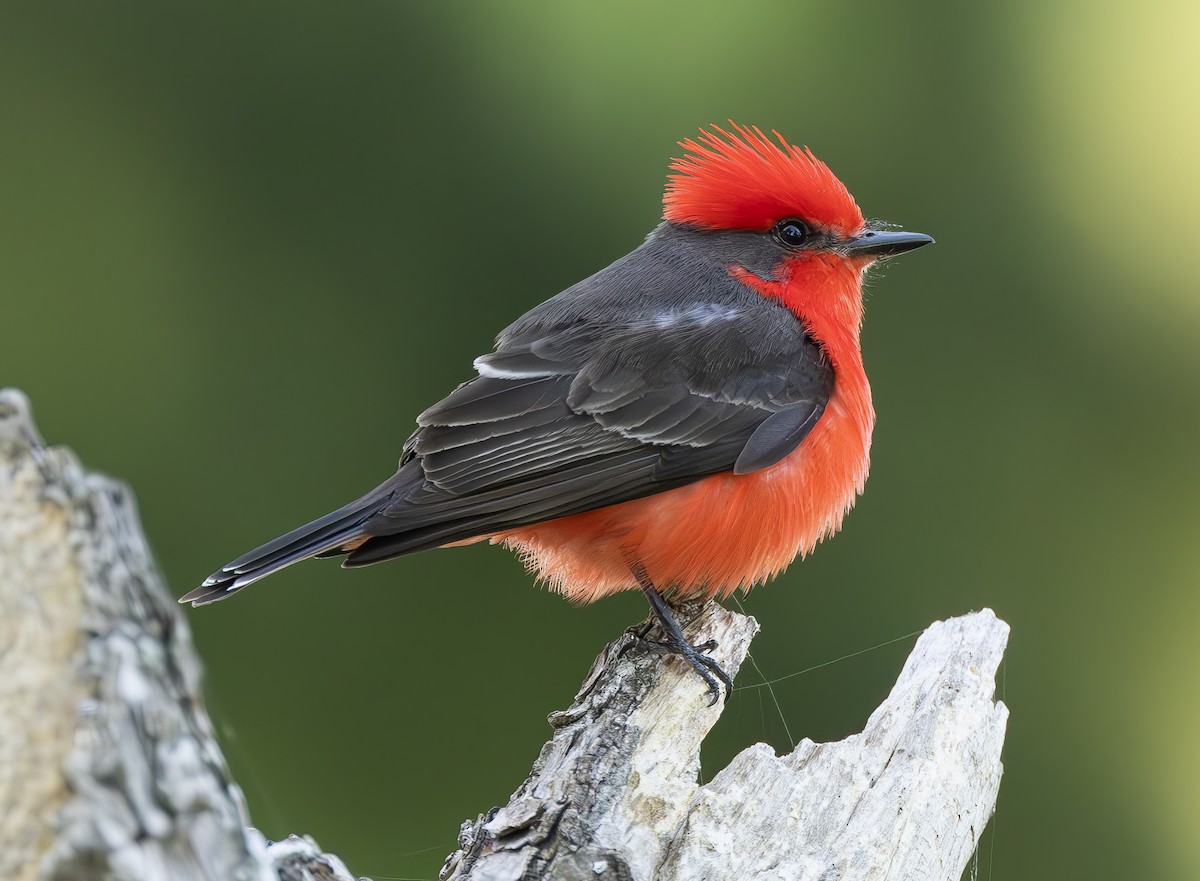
[773,219,812,249]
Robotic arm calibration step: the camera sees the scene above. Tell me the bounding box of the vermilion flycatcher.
[182,123,933,703]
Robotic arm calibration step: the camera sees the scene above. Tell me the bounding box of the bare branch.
[0,387,1008,881]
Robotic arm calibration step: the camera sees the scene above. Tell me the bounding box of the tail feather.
[180,486,393,607]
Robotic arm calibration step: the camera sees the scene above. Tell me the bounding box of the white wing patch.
[646,303,743,330]
[474,358,547,379]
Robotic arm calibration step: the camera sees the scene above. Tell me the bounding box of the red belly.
[484,382,873,604]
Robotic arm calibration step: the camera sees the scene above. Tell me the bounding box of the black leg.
[631,564,733,706]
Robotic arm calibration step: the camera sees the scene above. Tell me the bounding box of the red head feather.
[663,123,864,237]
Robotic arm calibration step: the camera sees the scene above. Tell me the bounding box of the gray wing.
[347,253,833,564]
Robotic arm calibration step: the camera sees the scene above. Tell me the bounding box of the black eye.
[773,219,812,249]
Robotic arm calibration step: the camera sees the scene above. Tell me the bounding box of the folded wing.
[345,269,833,564]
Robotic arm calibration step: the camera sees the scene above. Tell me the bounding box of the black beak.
[842,229,935,259]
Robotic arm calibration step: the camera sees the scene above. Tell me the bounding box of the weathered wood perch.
[0,387,1008,881]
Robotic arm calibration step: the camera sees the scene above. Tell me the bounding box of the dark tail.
[179,483,395,607]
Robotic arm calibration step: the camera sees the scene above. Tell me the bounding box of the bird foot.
[628,570,735,705]
[633,634,733,705]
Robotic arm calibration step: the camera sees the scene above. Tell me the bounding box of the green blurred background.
[4,2,1198,878]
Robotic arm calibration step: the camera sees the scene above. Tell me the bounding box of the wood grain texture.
[657,611,1009,881]
[0,390,354,881]
[0,387,1008,881]
[442,607,1008,881]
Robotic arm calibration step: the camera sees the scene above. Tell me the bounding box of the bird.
[181,123,933,704]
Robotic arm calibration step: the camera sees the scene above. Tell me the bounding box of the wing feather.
[354,223,835,557]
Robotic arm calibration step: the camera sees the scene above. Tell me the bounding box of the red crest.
[664,123,864,236]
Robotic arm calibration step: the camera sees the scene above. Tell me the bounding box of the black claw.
[687,648,734,706]
[688,658,725,706]
[631,636,732,704]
